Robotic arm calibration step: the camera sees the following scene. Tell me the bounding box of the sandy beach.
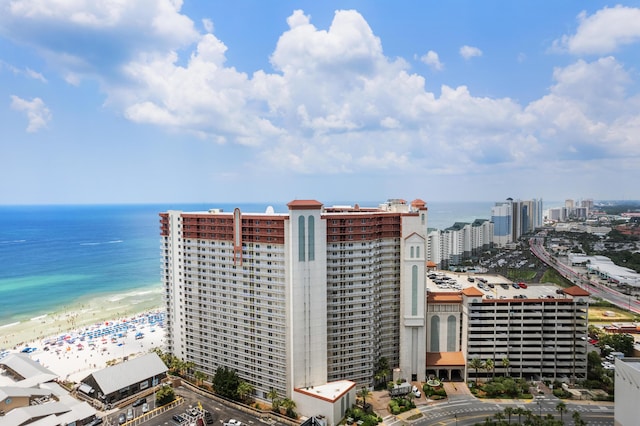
[0,285,163,350]
[0,286,166,384]
[0,310,166,385]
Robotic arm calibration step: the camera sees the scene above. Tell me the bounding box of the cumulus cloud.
[0,0,198,81]
[1,3,638,177]
[553,6,640,55]
[10,95,52,132]
[420,50,443,71]
[459,45,482,60]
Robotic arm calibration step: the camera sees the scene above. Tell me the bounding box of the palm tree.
[556,401,567,423]
[485,359,495,379]
[469,357,485,385]
[501,357,510,377]
[503,406,514,424]
[280,397,297,418]
[357,387,371,408]
[194,370,207,386]
[513,407,525,424]
[267,388,280,412]
[572,410,586,426]
[237,381,255,403]
[493,412,505,423]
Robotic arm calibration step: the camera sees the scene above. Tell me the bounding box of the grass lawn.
[506,269,537,281]
[589,306,636,322]
[540,268,573,287]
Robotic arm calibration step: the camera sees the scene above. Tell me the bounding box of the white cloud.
[10,95,52,132]
[420,50,443,71]
[0,0,198,81]
[553,6,640,55]
[25,68,47,82]
[2,4,639,180]
[459,45,482,60]
[202,18,214,33]
[0,61,47,82]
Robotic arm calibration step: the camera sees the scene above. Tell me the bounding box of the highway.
[529,236,640,314]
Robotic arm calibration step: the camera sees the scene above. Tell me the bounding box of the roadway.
[384,393,613,426]
[529,236,640,314]
[103,386,285,426]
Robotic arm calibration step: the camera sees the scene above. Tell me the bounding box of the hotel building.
[161,198,588,421]
[160,199,429,407]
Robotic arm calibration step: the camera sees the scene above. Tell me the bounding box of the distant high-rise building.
[491,201,512,248]
[565,199,575,209]
[492,198,542,246]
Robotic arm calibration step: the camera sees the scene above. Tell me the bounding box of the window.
[298,216,305,261]
[411,265,418,315]
[447,315,456,351]
[308,215,315,261]
[430,316,440,351]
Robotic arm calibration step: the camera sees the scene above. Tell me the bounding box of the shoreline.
[0,284,164,350]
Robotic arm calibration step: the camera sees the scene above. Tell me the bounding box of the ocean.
[0,200,501,326]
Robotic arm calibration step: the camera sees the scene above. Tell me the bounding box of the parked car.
[132,397,146,407]
[172,414,185,423]
[126,409,134,421]
[118,413,126,425]
[414,390,421,398]
[142,403,149,413]
[518,282,528,289]
[204,412,214,425]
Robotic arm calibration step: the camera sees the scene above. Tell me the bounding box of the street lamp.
[455,414,458,426]
[537,400,541,417]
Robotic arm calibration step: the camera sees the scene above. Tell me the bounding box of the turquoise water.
[0,201,501,325]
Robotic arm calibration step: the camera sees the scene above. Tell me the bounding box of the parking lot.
[104,385,286,426]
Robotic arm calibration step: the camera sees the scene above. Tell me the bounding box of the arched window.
[410,246,415,258]
[447,315,457,351]
[416,246,420,258]
[430,316,440,351]
[308,215,315,261]
[298,216,305,261]
[411,265,418,315]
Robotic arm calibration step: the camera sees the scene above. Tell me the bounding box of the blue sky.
[1,1,639,204]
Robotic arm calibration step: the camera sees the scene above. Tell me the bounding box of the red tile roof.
[462,287,484,297]
[287,200,323,210]
[426,352,466,366]
[562,285,590,296]
[427,292,462,303]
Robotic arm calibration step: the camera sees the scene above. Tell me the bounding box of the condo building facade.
[161,198,588,421]
[160,199,429,405]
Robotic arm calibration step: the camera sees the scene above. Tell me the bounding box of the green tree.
[501,357,510,377]
[469,357,485,385]
[267,388,280,412]
[212,366,240,400]
[485,359,495,379]
[572,410,586,426]
[556,401,567,423]
[503,406,514,424]
[280,397,297,418]
[156,385,176,406]
[358,387,371,408]
[237,381,255,403]
[194,370,207,387]
[513,407,526,424]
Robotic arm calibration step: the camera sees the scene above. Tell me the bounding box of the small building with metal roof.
[78,353,167,405]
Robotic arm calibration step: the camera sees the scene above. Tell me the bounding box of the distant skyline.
[1,1,639,204]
